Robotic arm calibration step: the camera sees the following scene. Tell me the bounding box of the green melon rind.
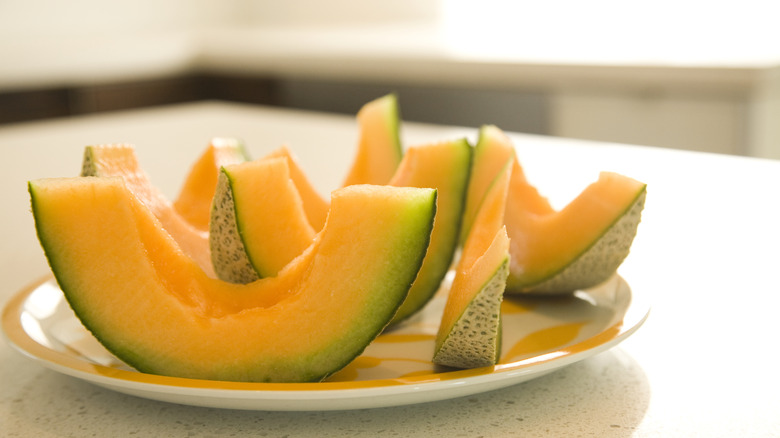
[80,147,98,176]
[383,93,404,168]
[506,188,646,295]
[209,169,260,284]
[433,257,509,369]
[374,92,403,173]
[389,139,473,324]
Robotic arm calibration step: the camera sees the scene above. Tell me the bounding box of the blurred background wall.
[1,0,779,159]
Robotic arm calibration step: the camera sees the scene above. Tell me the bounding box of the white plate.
[2,274,648,411]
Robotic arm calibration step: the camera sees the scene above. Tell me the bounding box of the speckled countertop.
[1,102,778,437]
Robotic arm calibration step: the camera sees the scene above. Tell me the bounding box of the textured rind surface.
[508,189,646,295]
[209,170,259,284]
[434,258,509,369]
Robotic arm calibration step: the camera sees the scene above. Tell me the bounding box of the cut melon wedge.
[506,171,646,294]
[80,144,215,277]
[467,126,646,295]
[173,138,249,232]
[210,157,316,283]
[262,146,330,231]
[434,160,512,369]
[29,177,436,382]
[388,139,472,324]
[341,93,403,187]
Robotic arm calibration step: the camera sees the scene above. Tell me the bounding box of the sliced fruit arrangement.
[29,176,436,382]
[80,144,215,277]
[466,125,646,295]
[173,138,249,232]
[27,93,648,379]
[434,160,512,368]
[210,157,317,283]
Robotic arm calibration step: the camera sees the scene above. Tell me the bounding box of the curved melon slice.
[80,144,215,277]
[387,139,472,324]
[210,157,316,283]
[173,138,249,232]
[434,160,512,369]
[29,177,436,382]
[341,93,403,187]
[506,171,646,294]
[466,126,646,295]
[262,146,330,231]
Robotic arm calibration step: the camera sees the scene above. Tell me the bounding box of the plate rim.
[2,275,650,410]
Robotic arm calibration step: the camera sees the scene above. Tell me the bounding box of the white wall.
[0,0,239,38]
[243,0,438,26]
[0,0,438,39]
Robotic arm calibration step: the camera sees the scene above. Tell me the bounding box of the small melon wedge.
[80,144,214,277]
[29,177,436,382]
[388,139,472,324]
[262,146,330,231]
[341,93,403,187]
[173,138,249,232]
[210,157,317,283]
[506,171,646,294]
[434,160,512,369]
[466,126,646,295]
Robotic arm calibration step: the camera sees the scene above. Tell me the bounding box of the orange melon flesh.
[30,177,436,382]
[262,146,330,231]
[173,138,248,232]
[210,157,316,281]
[387,139,472,324]
[81,145,215,277]
[341,93,402,187]
[434,160,512,368]
[505,171,646,292]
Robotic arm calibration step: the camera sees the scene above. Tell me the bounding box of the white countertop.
[1,101,779,436]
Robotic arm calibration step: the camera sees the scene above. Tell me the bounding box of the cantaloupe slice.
[341,93,403,187]
[173,138,248,232]
[466,126,646,295]
[262,146,330,231]
[210,157,316,283]
[29,176,436,382]
[387,139,472,324]
[434,160,512,369]
[80,144,215,277]
[506,171,646,294]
